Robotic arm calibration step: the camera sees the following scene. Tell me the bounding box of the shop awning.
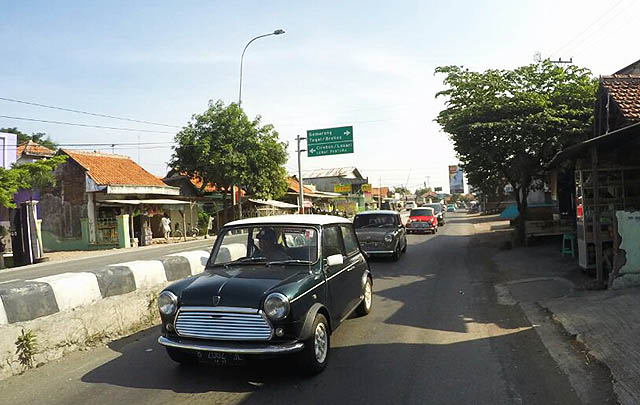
[100,199,190,205]
[547,121,640,168]
[249,199,298,209]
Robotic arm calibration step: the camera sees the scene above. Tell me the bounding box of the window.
[340,225,360,256]
[322,226,344,258]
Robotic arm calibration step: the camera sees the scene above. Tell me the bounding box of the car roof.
[226,214,351,227]
[355,210,398,216]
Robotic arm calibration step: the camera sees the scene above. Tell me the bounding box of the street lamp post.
[236,29,285,219]
[238,29,285,108]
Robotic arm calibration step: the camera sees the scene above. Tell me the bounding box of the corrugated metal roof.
[301,167,363,179]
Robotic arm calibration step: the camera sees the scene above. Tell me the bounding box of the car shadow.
[80,328,582,404]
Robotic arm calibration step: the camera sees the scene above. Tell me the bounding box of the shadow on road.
[80,325,579,404]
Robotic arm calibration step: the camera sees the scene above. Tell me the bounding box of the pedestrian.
[161,213,171,242]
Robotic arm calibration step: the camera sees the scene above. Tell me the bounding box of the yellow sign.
[333,184,351,193]
[361,184,372,193]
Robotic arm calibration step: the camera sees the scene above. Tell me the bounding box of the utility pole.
[296,135,307,214]
[379,176,382,210]
[550,57,573,65]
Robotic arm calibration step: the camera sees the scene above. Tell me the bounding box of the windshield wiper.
[267,259,314,265]
[223,257,268,266]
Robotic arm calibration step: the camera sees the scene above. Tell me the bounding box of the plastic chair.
[562,233,576,258]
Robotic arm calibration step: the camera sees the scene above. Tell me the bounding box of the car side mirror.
[326,254,344,267]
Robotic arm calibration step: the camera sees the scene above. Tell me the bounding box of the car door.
[322,225,351,322]
[340,224,368,313]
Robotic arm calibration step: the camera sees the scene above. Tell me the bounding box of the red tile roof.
[61,149,168,187]
[602,75,640,121]
[16,140,55,158]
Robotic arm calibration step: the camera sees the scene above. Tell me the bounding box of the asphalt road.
[0,239,214,283]
[0,213,584,404]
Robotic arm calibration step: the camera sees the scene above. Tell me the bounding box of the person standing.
[161,213,171,242]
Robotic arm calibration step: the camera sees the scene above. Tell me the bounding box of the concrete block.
[0,296,7,325]
[159,255,192,281]
[31,272,102,312]
[0,281,59,323]
[91,266,137,298]
[118,260,167,290]
[612,274,640,289]
[169,249,210,275]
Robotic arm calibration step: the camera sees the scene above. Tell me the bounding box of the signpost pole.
[296,135,307,214]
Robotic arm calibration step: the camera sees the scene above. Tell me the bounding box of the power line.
[0,97,182,128]
[550,0,625,57]
[0,115,176,134]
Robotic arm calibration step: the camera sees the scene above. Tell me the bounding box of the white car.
[404,201,416,210]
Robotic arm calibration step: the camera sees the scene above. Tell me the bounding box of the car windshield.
[353,214,397,228]
[210,225,318,266]
[410,208,434,217]
[425,204,442,213]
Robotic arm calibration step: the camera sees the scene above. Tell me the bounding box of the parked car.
[157,215,373,375]
[447,204,456,212]
[353,210,407,260]
[406,207,438,234]
[423,203,445,226]
[404,201,416,210]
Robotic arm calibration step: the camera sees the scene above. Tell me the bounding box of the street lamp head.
[273,29,285,35]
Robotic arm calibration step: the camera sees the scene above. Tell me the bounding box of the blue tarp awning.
[499,203,553,220]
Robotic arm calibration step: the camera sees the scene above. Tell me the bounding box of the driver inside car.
[253,227,291,261]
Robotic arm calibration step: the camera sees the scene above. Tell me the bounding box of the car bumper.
[362,249,395,255]
[158,336,305,355]
[406,225,436,232]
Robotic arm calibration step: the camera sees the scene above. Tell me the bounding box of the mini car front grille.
[174,307,273,341]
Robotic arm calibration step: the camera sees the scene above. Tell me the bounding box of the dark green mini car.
[157,215,372,374]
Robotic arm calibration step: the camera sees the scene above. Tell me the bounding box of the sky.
[2,0,639,193]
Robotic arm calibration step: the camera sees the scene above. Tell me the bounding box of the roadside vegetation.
[435,60,598,243]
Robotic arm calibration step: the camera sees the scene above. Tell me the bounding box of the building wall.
[303,176,367,193]
[40,160,88,248]
[0,132,17,169]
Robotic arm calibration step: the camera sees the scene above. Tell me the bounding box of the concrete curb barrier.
[0,248,211,381]
[0,249,210,326]
[0,297,8,325]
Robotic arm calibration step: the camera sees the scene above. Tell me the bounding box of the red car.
[406,207,438,234]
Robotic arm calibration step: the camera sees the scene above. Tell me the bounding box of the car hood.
[178,265,307,308]
[355,228,394,241]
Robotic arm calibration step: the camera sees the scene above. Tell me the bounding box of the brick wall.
[41,160,87,238]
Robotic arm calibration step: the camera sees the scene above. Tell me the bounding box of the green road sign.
[307,126,353,157]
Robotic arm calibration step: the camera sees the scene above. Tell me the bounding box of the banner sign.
[449,165,464,194]
[361,184,372,193]
[333,184,351,193]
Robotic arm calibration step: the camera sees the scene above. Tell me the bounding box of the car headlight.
[264,293,290,321]
[384,233,394,243]
[157,291,178,316]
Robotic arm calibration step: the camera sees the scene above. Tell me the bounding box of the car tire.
[391,243,400,261]
[166,347,198,366]
[356,277,373,316]
[298,313,330,375]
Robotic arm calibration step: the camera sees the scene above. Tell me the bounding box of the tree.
[0,167,26,208]
[435,60,597,243]
[393,186,410,196]
[170,100,288,217]
[17,155,68,200]
[1,127,58,150]
[415,186,432,196]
